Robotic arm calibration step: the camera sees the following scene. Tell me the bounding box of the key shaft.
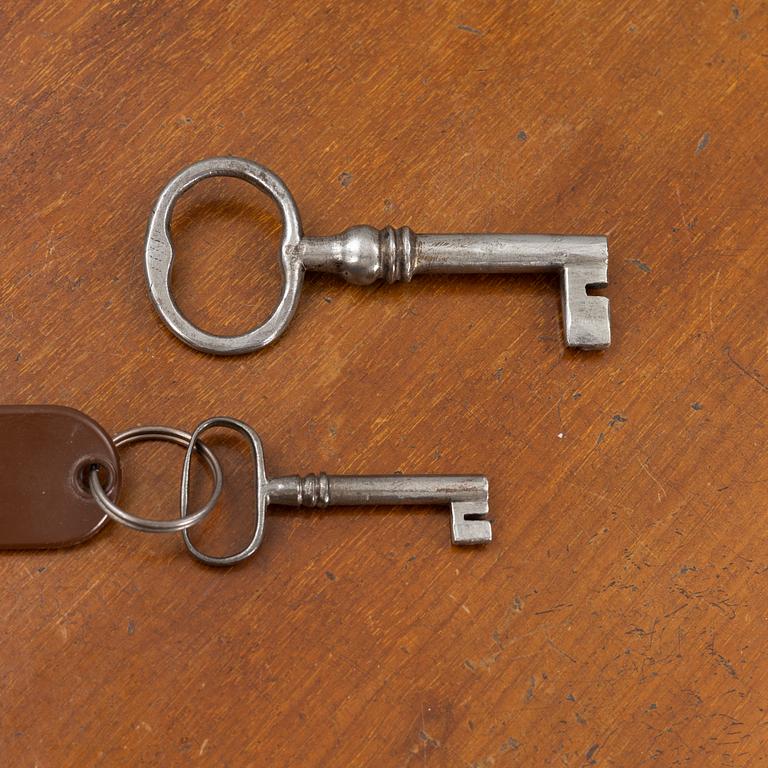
[267,473,491,546]
[300,226,609,349]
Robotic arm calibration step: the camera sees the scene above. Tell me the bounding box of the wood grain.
[1,1,767,765]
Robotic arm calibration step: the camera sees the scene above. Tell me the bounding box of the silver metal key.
[179,417,491,566]
[146,156,610,356]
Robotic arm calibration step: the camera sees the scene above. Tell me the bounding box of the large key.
[178,418,491,566]
[146,157,610,355]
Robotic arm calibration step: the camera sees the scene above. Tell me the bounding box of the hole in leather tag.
[0,405,121,548]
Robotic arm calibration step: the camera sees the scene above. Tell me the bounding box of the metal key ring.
[89,425,223,533]
[145,156,304,355]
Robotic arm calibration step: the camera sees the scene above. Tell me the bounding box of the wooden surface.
[1,1,766,765]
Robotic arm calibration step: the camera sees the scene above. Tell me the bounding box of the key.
[179,417,492,566]
[146,156,611,355]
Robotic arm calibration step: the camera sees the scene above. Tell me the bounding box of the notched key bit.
[146,156,611,355]
[180,418,491,566]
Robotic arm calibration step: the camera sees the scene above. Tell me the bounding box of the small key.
[179,417,491,566]
[146,157,611,355]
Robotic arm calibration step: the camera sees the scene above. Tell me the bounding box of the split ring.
[89,425,223,533]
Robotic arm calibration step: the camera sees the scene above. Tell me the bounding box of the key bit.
[179,418,492,566]
[145,156,611,355]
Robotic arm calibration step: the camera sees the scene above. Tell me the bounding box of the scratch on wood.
[534,603,573,616]
[457,23,484,35]
[639,459,667,500]
[724,345,768,393]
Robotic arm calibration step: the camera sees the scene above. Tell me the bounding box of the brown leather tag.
[0,405,121,548]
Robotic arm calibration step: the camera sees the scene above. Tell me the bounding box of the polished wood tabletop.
[1,1,766,765]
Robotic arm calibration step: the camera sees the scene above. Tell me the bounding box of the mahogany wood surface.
[1,1,766,765]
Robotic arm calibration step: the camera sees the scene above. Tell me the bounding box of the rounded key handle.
[180,417,268,566]
[145,157,304,355]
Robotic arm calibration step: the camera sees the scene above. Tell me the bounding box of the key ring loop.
[180,417,268,567]
[145,156,304,355]
[89,425,224,533]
